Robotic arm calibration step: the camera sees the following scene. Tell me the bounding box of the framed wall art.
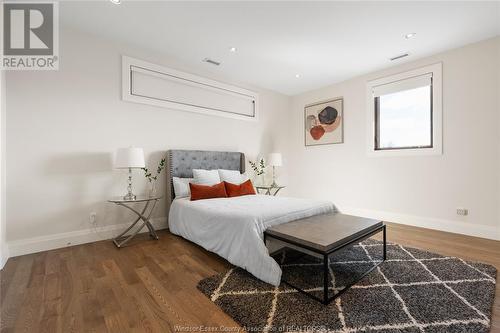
[305,97,343,146]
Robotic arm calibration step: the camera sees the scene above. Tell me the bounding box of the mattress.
[168,194,336,285]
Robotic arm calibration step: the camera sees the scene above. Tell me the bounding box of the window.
[122,56,259,122]
[375,74,432,150]
[367,63,442,156]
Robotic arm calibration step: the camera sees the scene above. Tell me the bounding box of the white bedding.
[168,195,336,286]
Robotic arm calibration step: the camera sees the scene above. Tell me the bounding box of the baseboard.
[0,243,9,269]
[5,208,499,261]
[7,217,168,258]
[341,207,500,241]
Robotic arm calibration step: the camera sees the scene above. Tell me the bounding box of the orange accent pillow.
[189,182,228,201]
[224,179,256,197]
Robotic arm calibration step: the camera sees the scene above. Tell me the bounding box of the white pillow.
[218,169,249,184]
[172,177,193,198]
[192,169,221,185]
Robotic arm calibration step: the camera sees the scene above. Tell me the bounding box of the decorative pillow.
[192,169,221,185]
[172,177,193,198]
[190,182,228,201]
[218,169,249,185]
[224,179,256,197]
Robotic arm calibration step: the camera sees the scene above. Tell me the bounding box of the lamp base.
[123,193,136,201]
[123,168,136,200]
[271,166,279,188]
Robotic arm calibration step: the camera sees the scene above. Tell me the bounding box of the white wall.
[4,26,290,256]
[287,37,500,240]
[4,26,499,262]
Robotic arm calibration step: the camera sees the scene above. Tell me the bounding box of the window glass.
[375,85,432,150]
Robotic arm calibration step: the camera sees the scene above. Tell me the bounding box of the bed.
[167,150,336,286]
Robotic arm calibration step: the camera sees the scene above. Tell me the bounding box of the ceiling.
[60,1,500,95]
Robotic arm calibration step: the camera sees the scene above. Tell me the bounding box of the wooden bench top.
[264,213,383,253]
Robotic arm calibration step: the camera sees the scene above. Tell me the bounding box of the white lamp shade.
[114,147,145,169]
[267,153,282,167]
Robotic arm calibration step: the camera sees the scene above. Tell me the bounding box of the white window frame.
[366,62,442,156]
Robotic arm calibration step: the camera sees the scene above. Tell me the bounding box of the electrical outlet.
[456,208,468,216]
[90,212,97,226]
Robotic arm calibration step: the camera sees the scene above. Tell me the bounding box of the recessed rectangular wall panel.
[122,56,258,121]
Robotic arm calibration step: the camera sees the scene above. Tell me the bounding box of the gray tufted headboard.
[167,150,245,200]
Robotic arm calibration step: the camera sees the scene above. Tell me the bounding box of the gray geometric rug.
[198,239,497,333]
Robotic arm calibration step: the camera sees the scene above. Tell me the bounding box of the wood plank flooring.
[1,222,499,333]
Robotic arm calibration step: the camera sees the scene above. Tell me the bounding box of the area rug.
[197,239,497,333]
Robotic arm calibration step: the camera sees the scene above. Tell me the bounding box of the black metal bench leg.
[383,225,387,261]
[266,224,385,306]
[323,254,329,304]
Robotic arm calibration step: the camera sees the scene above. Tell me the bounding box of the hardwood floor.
[1,223,499,333]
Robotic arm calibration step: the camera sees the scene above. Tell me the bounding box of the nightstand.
[255,185,286,196]
[108,195,162,248]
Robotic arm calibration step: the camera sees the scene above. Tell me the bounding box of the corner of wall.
[0,70,6,269]
[0,243,9,269]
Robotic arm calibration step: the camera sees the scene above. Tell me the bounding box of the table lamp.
[115,147,145,200]
[267,153,282,188]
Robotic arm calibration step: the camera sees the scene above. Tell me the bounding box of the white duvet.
[168,195,336,286]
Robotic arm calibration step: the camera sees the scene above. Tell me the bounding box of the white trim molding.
[122,56,259,122]
[366,62,443,157]
[3,210,499,264]
[0,244,9,269]
[342,206,499,241]
[7,217,168,258]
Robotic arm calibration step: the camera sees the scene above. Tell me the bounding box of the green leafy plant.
[142,158,166,183]
[249,158,266,176]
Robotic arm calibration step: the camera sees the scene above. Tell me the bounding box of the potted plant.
[142,158,166,197]
[249,158,266,185]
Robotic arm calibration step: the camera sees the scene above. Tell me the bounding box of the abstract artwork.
[304,97,343,146]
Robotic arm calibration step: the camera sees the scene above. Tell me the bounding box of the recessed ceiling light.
[109,0,121,4]
[404,33,416,39]
[295,74,301,78]
[229,47,237,53]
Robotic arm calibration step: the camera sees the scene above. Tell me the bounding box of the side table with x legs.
[255,185,286,196]
[108,195,162,248]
